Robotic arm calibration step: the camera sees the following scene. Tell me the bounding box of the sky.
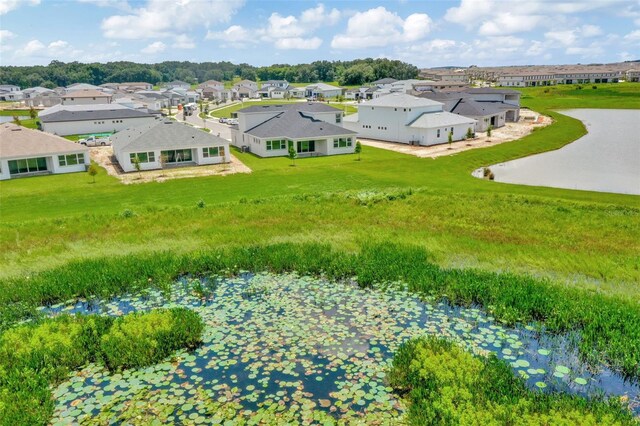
[1,0,639,68]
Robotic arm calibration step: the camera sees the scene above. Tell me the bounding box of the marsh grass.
[387,336,637,425]
[1,243,639,380]
[0,308,203,425]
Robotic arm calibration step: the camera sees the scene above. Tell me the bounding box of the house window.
[437,129,441,138]
[266,140,286,150]
[203,146,225,157]
[335,113,341,123]
[58,153,84,167]
[129,152,155,163]
[8,157,48,175]
[333,137,351,148]
[161,149,191,163]
[297,140,315,153]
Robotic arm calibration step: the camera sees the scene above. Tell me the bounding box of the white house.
[0,123,89,180]
[261,80,289,89]
[230,103,357,157]
[0,84,20,92]
[22,87,62,107]
[234,80,259,91]
[304,83,343,99]
[627,70,640,82]
[62,89,112,105]
[198,80,224,91]
[342,93,476,146]
[39,104,156,136]
[165,80,191,90]
[111,120,230,172]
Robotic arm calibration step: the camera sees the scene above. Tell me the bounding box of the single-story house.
[22,87,62,107]
[304,83,343,99]
[39,104,156,136]
[342,93,476,146]
[165,80,191,90]
[0,84,20,92]
[62,89,113,105]
[234,80,259,91]
[0,89,23,101]
[372,78,397,89]
[112,120,230,172]
[0,123,89,180]
[66,83,105,92]
[231,102,356,157]
[260,80,289,89]
[417,92,508,132]
[198,80,224,91]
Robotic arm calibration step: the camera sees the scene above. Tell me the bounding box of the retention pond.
[43,273,640,424]
[478,109,640,195]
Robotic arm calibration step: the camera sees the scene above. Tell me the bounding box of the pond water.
[0,115,28,124]
[42,273,639,424]
[481,109,640,195]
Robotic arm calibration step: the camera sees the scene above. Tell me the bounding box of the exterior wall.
[472,112,506,132]
[42,116,156,136]
[0,150,88,180]
[270,90,286,99]
[344,106,474,145]
[117,144,230,173]
[239,135,354,157]
[62,96,111,105]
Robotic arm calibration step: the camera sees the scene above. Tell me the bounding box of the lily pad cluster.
[44,273,640,423]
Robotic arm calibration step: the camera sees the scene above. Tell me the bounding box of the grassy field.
[0,109,31,116]
[210,99,357,118]
[0,85,638,305]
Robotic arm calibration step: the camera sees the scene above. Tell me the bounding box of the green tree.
[448,130,453,149]
[29,107,37,120]
[354,140,362,161]
[87,163,99,183]
[487,124,493,138]
[132,155,142,177]
[288,145,297,166]
[466,127,474,139]
[11,116,21,126]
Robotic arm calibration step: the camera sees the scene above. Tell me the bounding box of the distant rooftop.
[245,109,355,139]
[361,93,443,109]
[237,102,343,114]
[62,89,112,98]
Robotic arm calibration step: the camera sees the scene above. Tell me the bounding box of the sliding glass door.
[161,149,193,163]
[296,140,315,153]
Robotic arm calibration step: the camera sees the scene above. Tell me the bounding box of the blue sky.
[1,0,639,67]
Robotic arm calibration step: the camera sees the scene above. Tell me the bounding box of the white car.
[227,118,238,125]
[79,135,111,146]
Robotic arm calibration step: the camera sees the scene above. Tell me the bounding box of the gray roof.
[409,111,476,129]
[373,78,398,84]
[1,123,88,159]
[362,93,443,108]
[40,107,153,123]
[465,88,521,96]
[451,98,506,117]
[112,120,228,152]
[245,109,356,139]
[237,102,343,114]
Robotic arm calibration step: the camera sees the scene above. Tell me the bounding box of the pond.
[478,109,640,195]
[42,273,639,424]
[0,115,28,124]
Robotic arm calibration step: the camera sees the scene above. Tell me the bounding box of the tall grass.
[387,337,637,425]
[1,242,639,380]
[0,308,203,425]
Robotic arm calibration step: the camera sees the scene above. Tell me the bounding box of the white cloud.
[331,7,432,49]
[580,24,603,37]
[141,41,165,54]
[102,0,244,39]
[205,25,254,47]
[22,39,45,55]
[478,13,543,36]
[624,29,640,42]
[274,37,322,50]
[47,40,69,55]
[75,0,131,10]
[545,30,577,46]
[0,0,39,15]
[172,34,195,49]
[0,29,16,43]
[300,4,340,26]
[445,0,622,37]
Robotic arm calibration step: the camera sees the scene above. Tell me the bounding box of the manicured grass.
[0,109,31,116]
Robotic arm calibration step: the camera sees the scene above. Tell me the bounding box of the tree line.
[0,58,419,89]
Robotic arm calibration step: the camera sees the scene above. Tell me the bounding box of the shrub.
[101,308,203,371]
[592,85,598,89]
[388,337,636,425]
[120,209,135,218]
[196,199,206,208]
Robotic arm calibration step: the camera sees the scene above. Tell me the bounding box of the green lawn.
[0,109,32,117]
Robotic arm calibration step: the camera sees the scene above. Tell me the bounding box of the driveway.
[176,108,233,140]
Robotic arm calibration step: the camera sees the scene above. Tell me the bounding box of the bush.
[0,309,202,425]
[101,308,203,371]
[592,85,598,89]
[120,209,136,218]
[196,199,206,208]
[388,337,636,425]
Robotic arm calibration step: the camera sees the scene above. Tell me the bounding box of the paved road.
[176,107,233,141]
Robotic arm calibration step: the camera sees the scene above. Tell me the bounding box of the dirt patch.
[90,147,251,184]
[359,109,552,159]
